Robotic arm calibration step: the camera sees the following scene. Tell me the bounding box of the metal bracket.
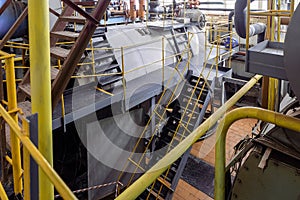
[258,147,272,170]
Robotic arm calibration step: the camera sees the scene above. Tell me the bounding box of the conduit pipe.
[214,107,300,200]
[234,0,266,42]
[115,75,262,200]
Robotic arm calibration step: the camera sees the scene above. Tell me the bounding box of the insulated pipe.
[0,0,28,39]
[214,107,300,200]
[130,0,136,21]
[139,0,145,20]
[234,0,266,41]
[115,75,262,200]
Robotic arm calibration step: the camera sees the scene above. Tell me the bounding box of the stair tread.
[98,74,122,87]
[59,15,86,23]
[51,68,59,80]
[182,94,204,104]
[50,47,70,60]
[18,83,31,97]
[95,63,120,74]
[94,52,115,61]
[147,189,164,200]
[18,101,32,118]
[51,31,80,40]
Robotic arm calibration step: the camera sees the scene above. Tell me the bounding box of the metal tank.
[0,0,61,39]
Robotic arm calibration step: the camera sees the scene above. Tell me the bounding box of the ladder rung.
[50,47,70,60]
[59,15,86,23]
[51,31,80,40]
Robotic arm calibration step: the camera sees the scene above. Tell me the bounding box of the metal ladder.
[137,74,212,200]
[170,26,194,62]
[116,59,213,199]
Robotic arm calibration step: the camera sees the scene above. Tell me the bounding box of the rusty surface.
[51,0,111,109]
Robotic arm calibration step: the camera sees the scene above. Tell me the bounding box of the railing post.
[162,37,165,90]
[121,47,126,103]
[5,55,23,195]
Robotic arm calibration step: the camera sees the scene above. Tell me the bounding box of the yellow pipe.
[0,104,77,199]
[5,56,23,194]
[115,75,262,200]
[0,181,8,200]
[268,77,277,110]
[22,118,30,200]
[28,0,53,198]
[215,107,300,200]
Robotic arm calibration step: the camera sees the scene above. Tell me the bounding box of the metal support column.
[28,0,53,199]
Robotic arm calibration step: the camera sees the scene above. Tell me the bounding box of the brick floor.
[174,112,258,199]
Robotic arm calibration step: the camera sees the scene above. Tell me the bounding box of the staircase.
[17,0,112,110]
[170,26,194,61]
[90,28,122,89]
[116,70,213,199]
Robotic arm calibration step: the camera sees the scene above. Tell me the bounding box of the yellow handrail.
[0,181,8,200]
[0,104,77,199]
[115,74,262,200]
[214,107,300,200]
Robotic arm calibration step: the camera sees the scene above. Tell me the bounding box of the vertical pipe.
[28,0,53,199]
[246,0,250,50]
[6,56,23,194]
[22,118,30,200]
[139,0,145,20]
[0,60,7,183]
[130,0,136,21]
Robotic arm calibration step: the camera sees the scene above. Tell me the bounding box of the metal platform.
[246,40,287,80]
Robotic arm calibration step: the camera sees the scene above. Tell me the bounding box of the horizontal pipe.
[215,107,300,200]
[0,104,77,200]
[115,75,262,200]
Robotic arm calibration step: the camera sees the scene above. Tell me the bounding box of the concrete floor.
[174,115,258,200]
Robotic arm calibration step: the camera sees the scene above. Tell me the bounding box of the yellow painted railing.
[115,74,262,199]
[0,53,77,199]
[214,107,300,200]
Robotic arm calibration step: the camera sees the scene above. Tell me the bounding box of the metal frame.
[115,74,262,199]
[214,107,300,200]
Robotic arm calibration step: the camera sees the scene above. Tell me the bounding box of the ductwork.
[0,0,28,39]
[0,0,61,39]
[234,0,266,42]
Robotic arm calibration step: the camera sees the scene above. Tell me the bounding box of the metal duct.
[284,3,300,100]
[0,0,28,39]
[0,0,61,39]
[234,0,266,41]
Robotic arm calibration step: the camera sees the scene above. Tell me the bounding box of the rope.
[54,181,123,198]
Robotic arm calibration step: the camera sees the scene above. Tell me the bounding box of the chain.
[54,181,123,198]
